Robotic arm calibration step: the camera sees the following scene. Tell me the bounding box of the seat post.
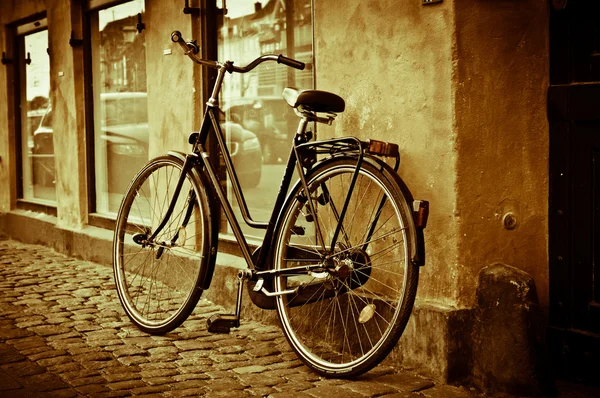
[295,116,310,140]
[294,106,337,126]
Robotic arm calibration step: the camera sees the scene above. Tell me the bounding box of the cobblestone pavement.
[0,237,482,397]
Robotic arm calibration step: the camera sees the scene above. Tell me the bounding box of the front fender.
[168,151,220,289]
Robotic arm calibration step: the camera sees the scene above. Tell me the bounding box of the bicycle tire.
[113,155,211,334]
[273,156,419,377]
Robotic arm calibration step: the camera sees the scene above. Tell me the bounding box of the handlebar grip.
[171,30,182,43]
[277,55,305,70]
[171,31,200,55]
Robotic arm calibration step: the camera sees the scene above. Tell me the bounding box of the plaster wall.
[145,0,198,159]
[314,0,461,306]
[0,14,13,214]
[453,0,550,308]
[47,0,88,229]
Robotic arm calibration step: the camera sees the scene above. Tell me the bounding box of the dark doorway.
[548,0,600,383]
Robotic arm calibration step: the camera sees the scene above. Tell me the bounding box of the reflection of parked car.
[223,121,262,188]
[101,92,261,191]
[223,96,295,164]
[101,92,149,194]
[31,107,55,186]
[31,93,263,193]
[27,108,46,138]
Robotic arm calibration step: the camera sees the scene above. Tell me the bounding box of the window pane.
[20,28,54,203]
[218,0,313,238]
[90,0,147,217]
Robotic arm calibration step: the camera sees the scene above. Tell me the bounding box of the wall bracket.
[1,52,12,65]
[183,0,201,15]
[136,13,145,33]
[69,31,83,47]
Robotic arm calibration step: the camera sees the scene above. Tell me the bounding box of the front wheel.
[113,155,211,335]
[273,157,419,377]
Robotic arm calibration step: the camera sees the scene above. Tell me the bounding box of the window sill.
[16,199,57,217]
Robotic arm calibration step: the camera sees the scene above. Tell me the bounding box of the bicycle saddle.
[283,87,345,113]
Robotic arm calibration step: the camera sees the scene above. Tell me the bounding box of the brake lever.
[185,40,200,55]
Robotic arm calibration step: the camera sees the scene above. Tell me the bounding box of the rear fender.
[363,155,427,266]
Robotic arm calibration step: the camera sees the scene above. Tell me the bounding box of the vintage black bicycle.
[112,30,429,377]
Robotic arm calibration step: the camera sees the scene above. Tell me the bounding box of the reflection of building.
[219,0,312,99]
[24,30,50,100]
[100,14,146,93]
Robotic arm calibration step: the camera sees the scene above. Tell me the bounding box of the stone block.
[470,263,554,395]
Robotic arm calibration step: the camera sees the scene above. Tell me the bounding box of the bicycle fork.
[133,155,197,251]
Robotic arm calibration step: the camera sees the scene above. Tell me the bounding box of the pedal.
[207,314,239,334]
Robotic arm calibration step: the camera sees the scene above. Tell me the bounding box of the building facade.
[0,0,598,393]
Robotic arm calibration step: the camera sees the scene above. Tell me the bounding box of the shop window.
[15,18,55,205]
[217,0,314,239]
[87,0,147,217]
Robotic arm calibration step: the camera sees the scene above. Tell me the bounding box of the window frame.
[11,12,57,215]
[83,0,147,228]
[82,0,316,235]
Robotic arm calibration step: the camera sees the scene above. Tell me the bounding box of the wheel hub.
[332,258,353,278]
[328,248,372,288]
[155,246,165,259]
[132,232,149,246]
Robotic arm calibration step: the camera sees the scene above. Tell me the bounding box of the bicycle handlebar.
[276,54,305,70]
[170,30,305,73]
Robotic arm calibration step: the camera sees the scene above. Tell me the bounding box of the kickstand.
[207,269,252,334]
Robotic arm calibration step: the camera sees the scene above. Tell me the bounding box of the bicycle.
[112,30,429,378]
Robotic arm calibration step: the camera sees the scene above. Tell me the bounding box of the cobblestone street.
[0,237,480,397]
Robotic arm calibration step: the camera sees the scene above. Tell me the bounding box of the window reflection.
[20,27,55,203]
[218,0,313,238]
[90,0,147,217]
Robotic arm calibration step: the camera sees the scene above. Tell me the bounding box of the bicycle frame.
[146,60,298,274]
[194,104,302,271]
[150,39,410,284]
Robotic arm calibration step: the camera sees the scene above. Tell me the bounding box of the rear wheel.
[273,157,419,377]
[113,155,211,334]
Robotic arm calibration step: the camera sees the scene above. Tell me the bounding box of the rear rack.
[297,137,398,156]
[296,137,401,171]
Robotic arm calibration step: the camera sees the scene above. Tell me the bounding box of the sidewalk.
[0,236,591,397]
